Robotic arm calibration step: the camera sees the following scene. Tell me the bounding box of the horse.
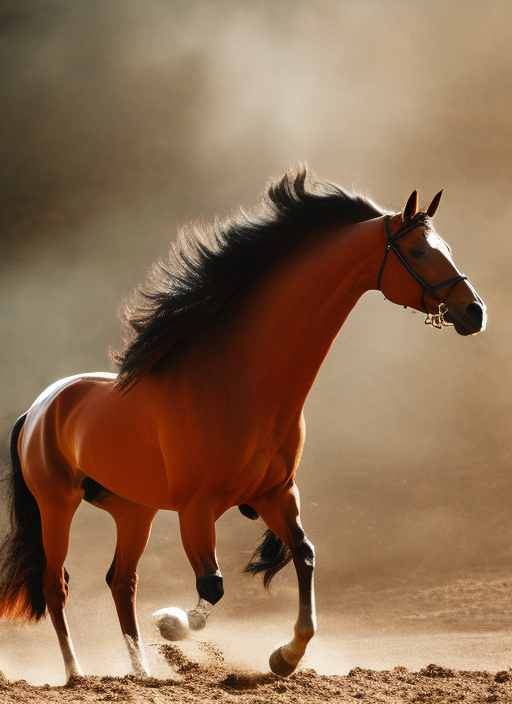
[0,168,486,681]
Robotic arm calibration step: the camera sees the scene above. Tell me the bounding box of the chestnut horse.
[0,169,486,681]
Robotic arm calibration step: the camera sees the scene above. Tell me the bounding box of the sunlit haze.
[1,0,510,685]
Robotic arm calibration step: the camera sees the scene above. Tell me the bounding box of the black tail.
[0,413,47,621]
[243,529,292,588]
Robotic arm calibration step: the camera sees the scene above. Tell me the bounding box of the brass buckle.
[425,303,452,329]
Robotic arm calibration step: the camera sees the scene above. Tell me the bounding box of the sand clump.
[0,644,510,703]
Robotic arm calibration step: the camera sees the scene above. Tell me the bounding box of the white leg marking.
[124,634,150,676]
[56,631,84,679]
[186,598,214,631]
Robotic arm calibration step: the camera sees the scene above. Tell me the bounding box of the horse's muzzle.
[444,301,487,336]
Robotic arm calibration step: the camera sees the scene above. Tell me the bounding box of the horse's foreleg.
[254,485,316,677]
[269,536,315,676]
[102,496,157,676]
[179,503,224,631]
[39,499,83,681]
[154,503,222,640]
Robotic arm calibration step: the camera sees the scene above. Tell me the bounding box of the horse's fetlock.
[295,624,316,641]
[196,574,224,605]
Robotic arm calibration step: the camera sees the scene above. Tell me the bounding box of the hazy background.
[1,0,510,684]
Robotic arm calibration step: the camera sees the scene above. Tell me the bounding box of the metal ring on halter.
[377,215,468,312]
[425,302,451,328]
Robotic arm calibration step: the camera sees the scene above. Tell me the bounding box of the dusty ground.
[1,641,510,704]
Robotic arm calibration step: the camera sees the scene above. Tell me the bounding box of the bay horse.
[0,169,486,681]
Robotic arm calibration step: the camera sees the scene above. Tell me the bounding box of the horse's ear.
[426,189,443,218]
[402,190,419,221]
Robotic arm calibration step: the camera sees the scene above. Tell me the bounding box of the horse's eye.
[408,248,425,259]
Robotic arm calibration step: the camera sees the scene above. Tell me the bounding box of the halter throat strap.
[377,215,467,310]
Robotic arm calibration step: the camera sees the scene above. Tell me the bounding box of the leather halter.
[377,214,467,311]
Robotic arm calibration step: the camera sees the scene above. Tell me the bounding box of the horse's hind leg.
[39,496,84,680]
[96,492,157,676]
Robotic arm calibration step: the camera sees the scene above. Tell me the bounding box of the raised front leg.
[154,501,223,640]
[253,483,316,676]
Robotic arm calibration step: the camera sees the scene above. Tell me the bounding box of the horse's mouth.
[449,318,474,336]
[443,302,486,336]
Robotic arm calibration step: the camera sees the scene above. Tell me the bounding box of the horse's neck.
[200,216,385,416]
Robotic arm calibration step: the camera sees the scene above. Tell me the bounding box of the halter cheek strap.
[377,215,468,311]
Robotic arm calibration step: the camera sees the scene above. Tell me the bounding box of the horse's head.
[377,190,486,335]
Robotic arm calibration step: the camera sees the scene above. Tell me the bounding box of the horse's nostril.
[466,302,483,327]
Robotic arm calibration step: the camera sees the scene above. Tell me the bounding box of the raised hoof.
[269,646,297,677]
[186,609,207,631]
[153,607,190,641]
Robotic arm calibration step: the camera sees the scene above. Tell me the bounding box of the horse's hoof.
[65,673,85,687]
[269,646,297,677]
[153,607,190,641]
[186,609,207,631]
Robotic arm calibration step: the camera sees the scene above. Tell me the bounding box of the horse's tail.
[0,413,47,622]
[243,529,292,589]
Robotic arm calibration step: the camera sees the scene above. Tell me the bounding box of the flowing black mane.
[114,167,383,388]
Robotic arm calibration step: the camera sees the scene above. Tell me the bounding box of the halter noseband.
[377,214,467,312]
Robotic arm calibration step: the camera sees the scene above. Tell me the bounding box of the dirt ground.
[1,641,510,704]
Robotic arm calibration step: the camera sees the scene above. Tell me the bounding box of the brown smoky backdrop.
[1,0,510,683]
